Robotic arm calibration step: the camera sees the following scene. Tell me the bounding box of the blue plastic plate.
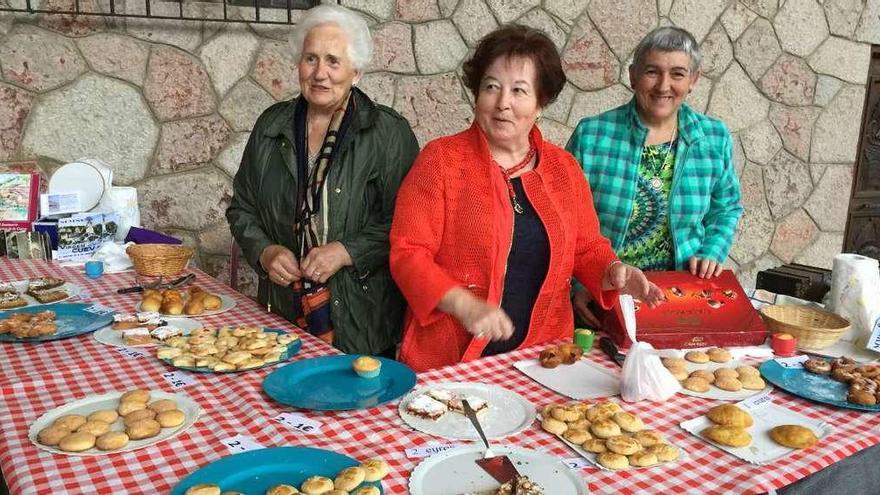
[263,355,416,410]
[160,328,302,373]
[760,359,880,412]
[170,446,384,495]
[0,303,114,342]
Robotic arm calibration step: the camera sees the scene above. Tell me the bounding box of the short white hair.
[289,4,373,71]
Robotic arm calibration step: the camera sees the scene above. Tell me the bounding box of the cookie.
[661,357,688,369]
[126,418,161,440]
[688,370,715,384]
[707,347,732,363]
[95,431,129,451]
[59,432,97,452]
[740,376,766,390]
[714,377,743,392]
[735,365,760,378]
[668,366,689,381]
[87,409,119,424]
[156,409,185,428]
[713,368,739,380]
[37,425,71,446]
[541,417,567,435]
[685,351,710,363]
[683,376,711,392]
[53,414,87,431]
[121,389,151,403]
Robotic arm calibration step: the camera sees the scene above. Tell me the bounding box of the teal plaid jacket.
[566,99,743,269]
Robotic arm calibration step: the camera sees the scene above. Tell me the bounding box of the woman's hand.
[439,287,514,341]
[301,241,352,284]
[260,245,302,287]
[688,257,724,279]
[602,261,665,308]
[572,287,602,328]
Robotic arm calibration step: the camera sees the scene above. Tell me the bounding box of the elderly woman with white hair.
[566,26,743,327]
[226,4,419,355]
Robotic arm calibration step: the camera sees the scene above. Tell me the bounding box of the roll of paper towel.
[829,253,880,341]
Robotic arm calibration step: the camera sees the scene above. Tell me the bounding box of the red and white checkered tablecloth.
[1,259,880,495]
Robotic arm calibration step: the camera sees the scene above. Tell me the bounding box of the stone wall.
[0,0,875,296]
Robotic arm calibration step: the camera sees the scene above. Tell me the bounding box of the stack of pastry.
[26,277,70,304]
[803,356,880,406]
[662,349,766,393]
[156,325,299,372]
[0,283,27,309]
[184,458,390,495]
[540,400,680,470]
[0,310,57,338]
[538,343,583,368]
[700,404,754,448]
[35,389,187,453]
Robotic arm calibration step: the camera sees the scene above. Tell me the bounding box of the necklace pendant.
[513,199,524,214]
[650,177,663,190]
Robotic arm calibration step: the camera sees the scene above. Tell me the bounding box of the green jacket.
[226,88,419,354]
[566,99,743,269]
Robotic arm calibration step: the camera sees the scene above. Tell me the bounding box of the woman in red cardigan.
[389,25,665,372]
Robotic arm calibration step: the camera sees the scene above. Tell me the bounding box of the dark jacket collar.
[625,97,705,145]
[262,86,378,141]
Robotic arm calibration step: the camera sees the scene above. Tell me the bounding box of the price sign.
[774,355,809,369]
[740,392,773,412]
[160,370,197,389]
[404,444,461,459]
[273,412,322,434]
[564,457,590,469]
[84,304,114,315]
[222,434,264,454]
[865,319,880,353]
[114,346,147,359]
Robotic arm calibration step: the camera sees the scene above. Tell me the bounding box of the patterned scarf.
[291,91,354,337]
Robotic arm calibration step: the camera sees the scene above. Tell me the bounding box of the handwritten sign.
[84,304,115,315]
[404,444,462,459]
[564,457,590,469]
[273,412,322,434]
[774,355,809,369]
[739,392,773,412]
[222,434,264,454]
[114,346,147,359]
[160,370,197,389]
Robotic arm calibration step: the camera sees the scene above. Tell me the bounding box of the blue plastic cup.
[85,260,104,279]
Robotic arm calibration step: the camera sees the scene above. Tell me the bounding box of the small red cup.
[771,332,797,357]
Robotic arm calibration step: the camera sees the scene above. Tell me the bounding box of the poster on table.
[57,212,119,261]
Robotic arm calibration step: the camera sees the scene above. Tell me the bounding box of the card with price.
[115,346,148,359]
[161,370,198,389]
[84,304,115,315]
[273,412,322,434]
[222,434,265,454]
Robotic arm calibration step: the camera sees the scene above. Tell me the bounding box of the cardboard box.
[602,270,768,350]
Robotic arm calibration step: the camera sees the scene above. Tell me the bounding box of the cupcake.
[352,356,382,378]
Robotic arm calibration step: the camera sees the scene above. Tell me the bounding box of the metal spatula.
[462,399,520,485]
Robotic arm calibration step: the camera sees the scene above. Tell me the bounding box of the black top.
[482,178,550,357]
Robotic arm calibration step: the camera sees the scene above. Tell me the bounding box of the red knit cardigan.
[389,122,619,372]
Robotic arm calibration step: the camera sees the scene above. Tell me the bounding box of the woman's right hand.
[439,287,514,341]
[259,245,302,287]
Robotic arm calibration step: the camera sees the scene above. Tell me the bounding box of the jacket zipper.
[669,141,688,269]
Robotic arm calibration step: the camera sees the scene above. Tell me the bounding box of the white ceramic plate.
[680,395,833,465]
[675,359,772,401]
[514,359,620,400]
[3,279,83,307]
[408,445,588,495]
[93,318,203,348]
[28,390,201,456]
[48,161,106,211]
[135,294,236,318]
[398,382,535,441]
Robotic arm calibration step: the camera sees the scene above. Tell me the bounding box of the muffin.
[352,356,382,378]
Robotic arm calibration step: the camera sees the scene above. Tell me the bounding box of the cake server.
[462,399,520,485]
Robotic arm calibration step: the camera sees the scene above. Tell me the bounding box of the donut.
[87,409,119,424]
[606,435,641,455]
[120,389,150,403]
[714,377,743,392]
[633,430,665,448]
[563,429,591,444]
[629,450,659,467]
[683,376,711,392]
[184,485,220,495]
[611,411,644,433]
[832,357,856,369]
[582,438,608,453]
[713,368,739,380]
[126,418,161,440]
[707,347,732,363]
[37,425,71,446]
[334,466,366,491]
[832,366,858,383]
[541,417,568,435]
[301,475,335,494]
[53,414,87,431]
[684,351,710,363]
[804,359,832,375]
[590,419,621,439]
[156,409,186,428]
[59,432,97,452]
[95,431,129,451]
[858,366,880,378]
[647,443,680,462]
[689,370,716,384]
[848,389,877,406]
[76,420,111,436]
[359,459,390,482]
[596,452,629,470]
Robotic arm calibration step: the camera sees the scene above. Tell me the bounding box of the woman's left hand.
[688,257,724,279]
[602,261,665,308]
[301,241,353,284]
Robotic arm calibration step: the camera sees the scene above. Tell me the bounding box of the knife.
[462,400,520,485]
[116,273,196,294]
[600,336,626,367]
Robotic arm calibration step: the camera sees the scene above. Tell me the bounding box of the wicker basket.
[759,304,850,350]
[127,243,193,277]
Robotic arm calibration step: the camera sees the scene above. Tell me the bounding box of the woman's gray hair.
[289,4,373,71]
[631,27,701,75]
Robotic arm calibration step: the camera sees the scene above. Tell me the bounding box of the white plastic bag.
[618,295,681,402]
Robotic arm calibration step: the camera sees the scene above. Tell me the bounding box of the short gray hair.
[631,27,701,75]
[289,4,373,71]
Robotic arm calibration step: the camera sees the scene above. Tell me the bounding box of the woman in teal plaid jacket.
[566,27,743,326]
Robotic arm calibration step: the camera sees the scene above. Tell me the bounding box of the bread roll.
[582,438,608,453]
[126,418,161,440]
[118,400,147,416]
[265,485,299,495]
[352,487,380,495]
[59,432,96,452]
[769,425,818,449]
[647,443,680,462]
[541,418,567,435]
[706,404,753,427]
[629,450,659,467]
[701,425,752,447]
[162,300,184,316]
[148,399,178,413]
[53,414,87,431]
[334,466,366,491]
[96,431,129,451]
[202,295,222,310]
[612,412,644,433]
[563,429,591,444]
[300,476,334,495]
[359,459,389,482]
[184,299,205,316]
[77,420,111,436]
[156,409,185,428]
[141,296,162,312]
[632,429,665,448]
[590,419,621,439]
[596,452,629,470]
[88,409,119,424]
[184,485,221,495]
[37,425,70,446]
[606,435,641,455]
